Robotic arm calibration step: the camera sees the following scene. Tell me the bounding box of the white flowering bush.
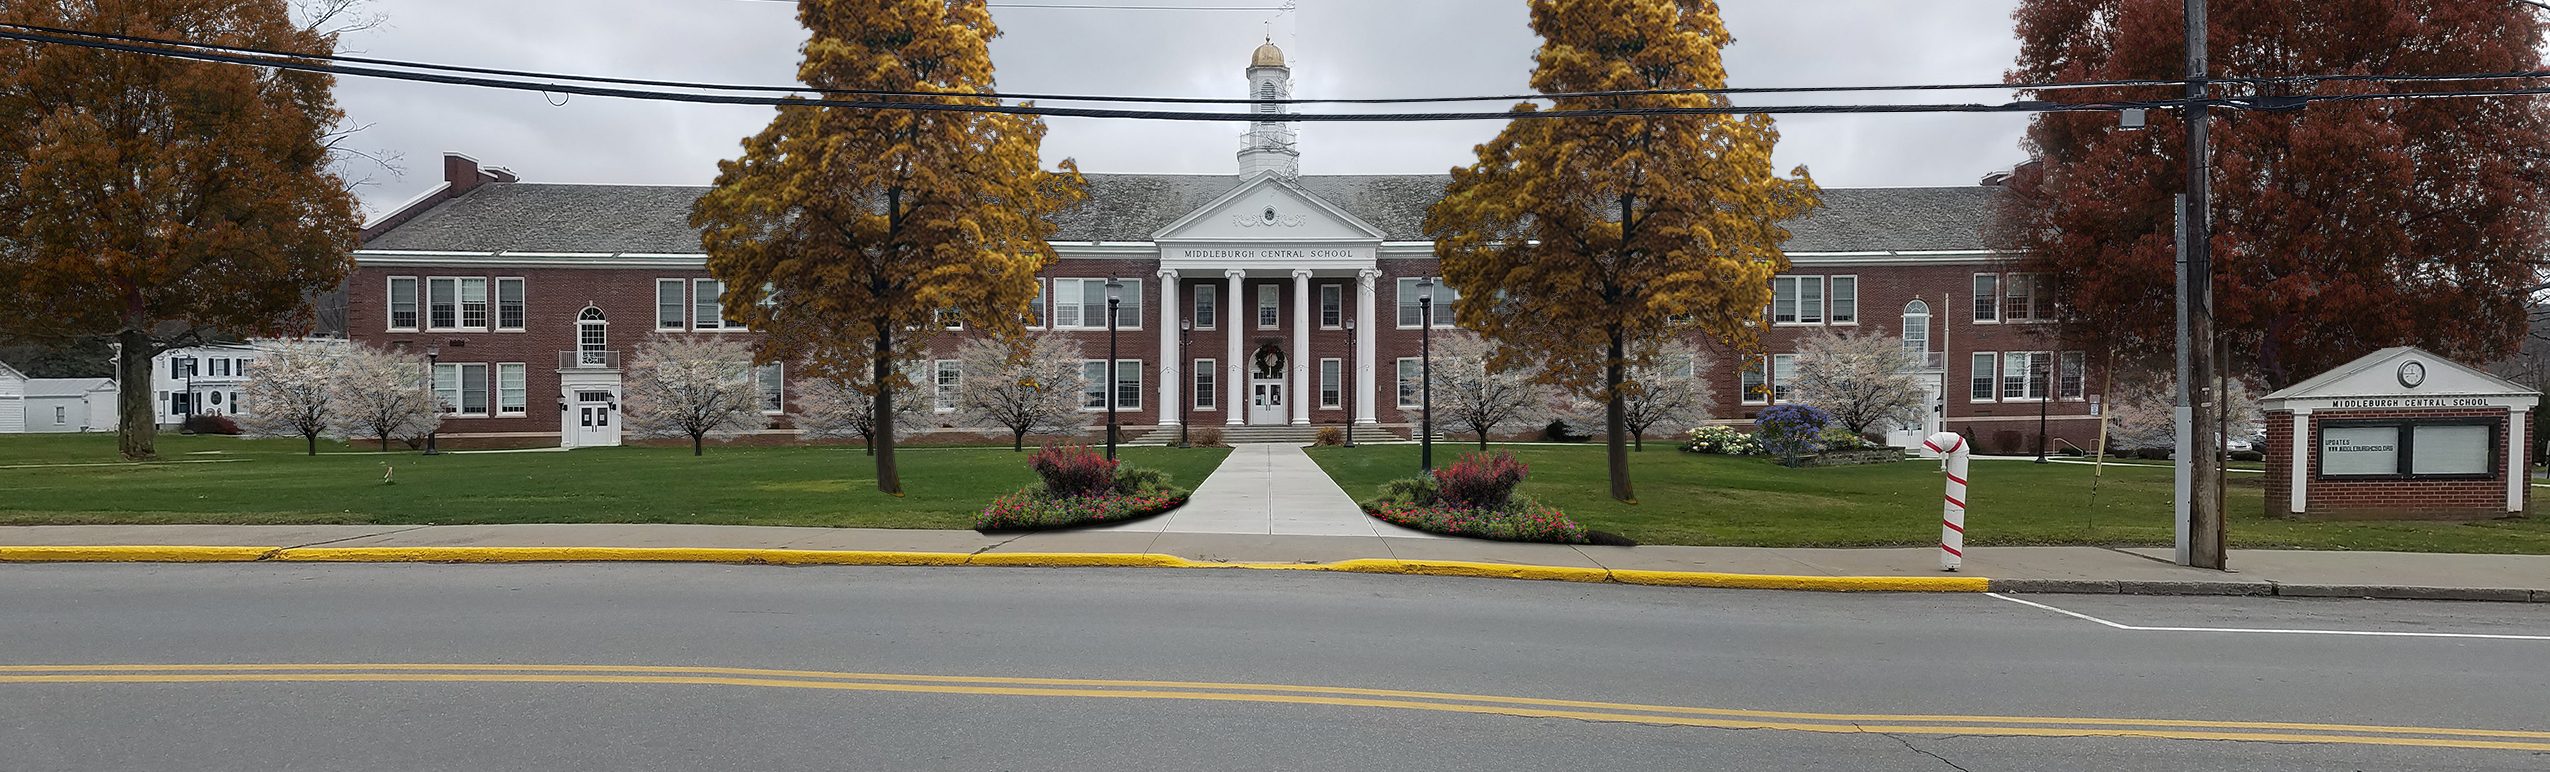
[1682,426,1765,455]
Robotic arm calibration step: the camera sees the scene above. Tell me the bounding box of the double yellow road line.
[4,663,2543,753]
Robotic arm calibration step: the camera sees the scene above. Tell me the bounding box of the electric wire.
[3,25,2546,122]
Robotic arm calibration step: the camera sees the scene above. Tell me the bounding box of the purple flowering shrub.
[1360,451,1590,544]
[1753,404,1834,468]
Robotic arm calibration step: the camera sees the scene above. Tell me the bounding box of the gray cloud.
[334,0,2031,218]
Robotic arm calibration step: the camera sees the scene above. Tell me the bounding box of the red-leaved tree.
[1993,0,2550,388]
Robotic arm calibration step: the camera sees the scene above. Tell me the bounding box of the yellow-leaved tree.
[1425,0,1816,502]
[691,0,1084,494]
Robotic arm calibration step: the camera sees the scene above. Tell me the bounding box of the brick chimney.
[361,152,517,243]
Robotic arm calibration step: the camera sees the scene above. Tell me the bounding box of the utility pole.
[2181,0,2227,569]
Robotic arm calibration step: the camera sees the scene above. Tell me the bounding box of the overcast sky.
[331,0,2032,220]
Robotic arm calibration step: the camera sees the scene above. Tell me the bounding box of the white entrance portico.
[1150,174,1385,427]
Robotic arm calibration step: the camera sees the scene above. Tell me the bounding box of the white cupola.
[1239,40,1299,179]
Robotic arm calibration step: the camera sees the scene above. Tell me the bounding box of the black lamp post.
[181,353,196,430]
[2034,355,2052,464]
[1417,276,1435,472]
[1105,276,1122,462]
[1179,318,1192,448]
[1342,315,1357,448]
[423,344,441,456]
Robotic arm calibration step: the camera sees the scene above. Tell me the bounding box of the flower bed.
[1366,497,1589,544]
[975,488,1186,531]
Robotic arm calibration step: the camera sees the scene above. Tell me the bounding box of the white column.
[1225,269,1246,425]
[1291,269,1313,425]
[1156,269,1179,426]
[2289,408,2310,515]
[2510,407,2529,513]
[1355,269,1380,425]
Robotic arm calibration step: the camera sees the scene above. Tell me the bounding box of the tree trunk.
[693,433,704,456]
[872,323,903,495]
[379,431,391,453]
[116,330,158,461]
[1013,427,1027,452]
[307,433,318,456]
[1605,329,1634,503]
[1632,430,1644,452]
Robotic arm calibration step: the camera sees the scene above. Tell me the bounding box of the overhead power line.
[2,25,2546,122]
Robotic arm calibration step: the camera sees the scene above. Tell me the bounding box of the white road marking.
[1985,592,2550,641]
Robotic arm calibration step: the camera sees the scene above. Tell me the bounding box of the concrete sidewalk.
[2,523,2545,600]
[1086,443,1442,540]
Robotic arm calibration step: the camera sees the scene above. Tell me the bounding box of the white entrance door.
[1249,380,1286,425]
[571,389,620,447]
[1886,374,1945,449]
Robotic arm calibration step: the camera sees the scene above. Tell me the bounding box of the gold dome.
[1251,41,1285,68]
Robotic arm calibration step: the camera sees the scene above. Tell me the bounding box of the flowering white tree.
[621,335,771,456]
[1565,342,1715,450]
[1416,333,1559,451]
[1792,325,1930,437]
[2106,370,2263,454]
[951,335,1088,451]
[237,339,345,455]
[793,359,936,455]
[327,344,442,453]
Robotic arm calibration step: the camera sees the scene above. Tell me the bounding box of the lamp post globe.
[1104,276,1123,462]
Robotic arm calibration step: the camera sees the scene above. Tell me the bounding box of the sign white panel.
[2320,426,2400,476]
[2411,424,2491,475]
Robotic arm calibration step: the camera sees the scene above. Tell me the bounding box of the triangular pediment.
[1151,174,1385,242]
[2261,346,2538,406]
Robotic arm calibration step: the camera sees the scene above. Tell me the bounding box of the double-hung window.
[1319,285,1343,328]
[1082,361,1109,409]
[1113,360,1142,410]
[1396,278,1459,328]
[934,360,961,412]
[496,363,527,415]
[1972,274,1999,322]
[1257,284,1281,329]
[1770,354,1799,402]
[1771,276,1823,325]
[1193,285,1218,329]
[1970,353,1998,401]
[456,278,489,329]
[1396,358,1423,408]
[2003,351,2050,400]
[1026,280,1046,328]
[2003,274,2035,321]
[434,363,489,415]
[427,278,459,329]
[387,277,419,330]
[1740,357,1767,404]
[1319,358,1342,408]
[2059,351,2086,399]
[656,280,685,330]
[1193,358,1216,409]
[495,278,525,331]
[758,363,786,413]
[694,279,729,330]
[1829,276,1857,324]
[1052,278,1141,329]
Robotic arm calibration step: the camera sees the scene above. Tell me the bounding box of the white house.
[0,362,25,434]
[0,362,121,434]
[148,342,262,427]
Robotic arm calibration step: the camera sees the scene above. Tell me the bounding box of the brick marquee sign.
[2259,347,2538,520]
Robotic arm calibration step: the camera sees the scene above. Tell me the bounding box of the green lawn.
[0,434,1229,529]
[1306,444,2550,553]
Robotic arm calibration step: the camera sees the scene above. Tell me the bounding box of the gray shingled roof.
[22,378,111,397]
[360,176,1997,254]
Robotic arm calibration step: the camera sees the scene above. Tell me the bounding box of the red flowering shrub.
[1366,498,1588,544]
[1030,443,1118,499]
[975,489,1186,531]
[1435,451,1527,510]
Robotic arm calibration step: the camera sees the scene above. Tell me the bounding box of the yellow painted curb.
[0,546,276,563]
[1611,569,1991,593]
[0,545,1992,593]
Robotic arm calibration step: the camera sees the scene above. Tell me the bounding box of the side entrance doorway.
[568,389,620,448]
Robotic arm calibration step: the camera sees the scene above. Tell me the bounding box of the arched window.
[1902,300,1931,364]
[577,306,608,366]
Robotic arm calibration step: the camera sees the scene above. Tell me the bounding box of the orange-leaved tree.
[1425,0,1816,502]
[691,0,1083,494]
[1996,0,2550,388]
[0,0,363,460]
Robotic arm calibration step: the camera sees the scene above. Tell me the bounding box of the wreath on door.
[1252,344,1286,379]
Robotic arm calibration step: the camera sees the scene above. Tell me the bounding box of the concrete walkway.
[1089,443,1441,539]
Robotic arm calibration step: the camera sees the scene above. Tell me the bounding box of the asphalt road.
[4,563,2548,771]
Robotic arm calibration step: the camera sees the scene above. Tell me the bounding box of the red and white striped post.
[1923,431,1970,571]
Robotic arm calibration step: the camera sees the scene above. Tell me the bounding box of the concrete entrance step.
[1119,424,1398,446]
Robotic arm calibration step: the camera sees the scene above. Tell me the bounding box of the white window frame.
[1193,358,1216,410]
[1026,279,1046,329]
[1396,278,1459,329]
[938,309,964,331]
[434,363,489,416]
[1319,284,1343,329]
[1082,360,1108,410]
[425,277,464,331]
[457,277,489,330]
[1772,275,1824,325]
[496,363,527,416]
[2059,351,2086,400]
[1972,274,2000,323]
[386,276,419,331]
[2003,273,2036,322]
[1054,278,1142,330]
[1114,359,1142,411]
[656,279,686,331]
[1740,356,1767,405]
[2003,351,2049,401]
[1257,283,1281,329]
[1319,358,1342,408]
[1396,357,1423,408]
[694,279,731,331]
[758,362,786,414]
[934,359,961,412]
[494,277,526,332]
[1770,354,1798,403]
[1829,275,1858,325]
[1971,352,1997,402]
[1193,284,1218,330]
